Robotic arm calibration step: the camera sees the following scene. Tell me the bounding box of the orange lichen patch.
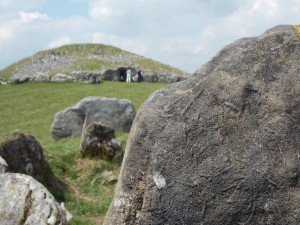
[293,24,300,38]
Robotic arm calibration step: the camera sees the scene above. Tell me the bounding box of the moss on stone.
[293,24,300,39]
[275,34,284,44]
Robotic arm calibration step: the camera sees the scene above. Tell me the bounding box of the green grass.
[0,81,168,224]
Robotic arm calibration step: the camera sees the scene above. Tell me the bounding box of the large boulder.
[71,71,101,83]
[0,173,70,224]
[34,72,51,82]
[142,70,158,82]
[104,25,300,224]
[0,132,46,182]
[51,96,136,140]
[80,122,123,159]
[51,73,73,83]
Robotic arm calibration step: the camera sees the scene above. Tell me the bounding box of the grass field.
[0,81,169,224]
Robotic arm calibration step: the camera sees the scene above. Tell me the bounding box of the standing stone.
[0,173,69,225]
[0,132,46,182]
[104,25,300,224]
[80,122,123,160]
[51,96,136,140]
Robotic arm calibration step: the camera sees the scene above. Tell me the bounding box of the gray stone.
[80,122,123,160]
[51,73,73,83]
[104,25,300,224]
[142,70,158,82]
[0,132,46,182]
[51,96,136,140]
[11,76,30,84]
[34,72,50,82]
[0,173,70,225]
[0,156,8,173]
[71,71,101,83]
[11,55,77,82]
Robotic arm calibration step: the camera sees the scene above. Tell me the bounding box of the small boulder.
[0,131,46,182]
[101,170,119,184]
[80,122,123,160]
[51,96,136,140]
[0,173,70,225]
[0,156,8,174]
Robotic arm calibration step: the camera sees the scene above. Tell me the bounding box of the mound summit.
[0,43,189,82]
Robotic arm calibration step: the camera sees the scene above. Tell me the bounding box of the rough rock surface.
[33,72,50,82]
[71,71,101,83]
[51,96,136,140]
[0,132,46,182]
[80,122,123,160]
[52,73,73,83]
[11,55,77,81]
[104,25,300,225]
[142,70,158,82]
[0,173,69,225]
[0,156,8,174]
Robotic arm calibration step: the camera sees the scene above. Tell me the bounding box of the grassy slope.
[0,81,169,224]
[0,43,189,80]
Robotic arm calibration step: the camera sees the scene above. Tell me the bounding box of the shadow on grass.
[43,161,70,202]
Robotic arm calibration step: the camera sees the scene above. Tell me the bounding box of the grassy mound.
[0,43,189,81]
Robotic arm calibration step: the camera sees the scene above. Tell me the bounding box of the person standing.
[126,69,132,83]
[137,70,143,82]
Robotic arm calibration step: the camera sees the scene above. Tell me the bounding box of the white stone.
[153,172,166,189]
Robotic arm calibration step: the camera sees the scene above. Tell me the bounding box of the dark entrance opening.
[118,67,127,82]
[103,67,133,82]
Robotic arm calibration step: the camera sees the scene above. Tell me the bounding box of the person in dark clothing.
[137,70,143,82]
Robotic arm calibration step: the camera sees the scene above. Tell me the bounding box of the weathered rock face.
[104,25,300,224]
[51,96,136,140]
[0,132,46,182]
[52,73,73,83]
[80,122,123,160]
[0,173,69,225]
[142,71,158,82]
[71,71,101,83]
[33,72,51,82]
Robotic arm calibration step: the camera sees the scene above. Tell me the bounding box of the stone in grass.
[0,173,71,225]
[80,122,123,160]
[0,131,46,183]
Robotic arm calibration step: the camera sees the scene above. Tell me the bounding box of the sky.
[0,0,300,73]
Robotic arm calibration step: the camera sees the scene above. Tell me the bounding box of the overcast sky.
[0,0,299,73]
